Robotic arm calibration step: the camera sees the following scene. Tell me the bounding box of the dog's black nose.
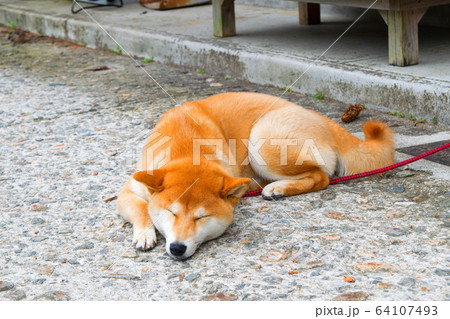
[169,242,187,257]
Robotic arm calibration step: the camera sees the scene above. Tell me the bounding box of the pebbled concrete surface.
[0,0,449,126]
[0,28,449,301]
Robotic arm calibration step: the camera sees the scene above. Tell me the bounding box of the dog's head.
[133,161,250,260]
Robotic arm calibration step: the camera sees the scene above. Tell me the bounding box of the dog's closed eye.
[166,208,177,216]
[194,215,210,221]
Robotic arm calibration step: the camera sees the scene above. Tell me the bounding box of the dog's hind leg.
[249,139,331,199]
[248,106,334,199]
[117,178,157,250]
[260,167,329,200]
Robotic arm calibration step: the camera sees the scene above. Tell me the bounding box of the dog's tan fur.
[117,92,394,258]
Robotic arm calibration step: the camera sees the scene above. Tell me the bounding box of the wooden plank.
[161,0,211,10]
[378,9,388,24]
[298,2,321,25]
[286,0,392,10]
[212,0,236,37]
[140,0,211,10]
[396,0,450,10]
[387,7,427,66]
[379,6,426,25]
[286,0,450,10]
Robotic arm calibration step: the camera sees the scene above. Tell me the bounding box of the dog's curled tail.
[363,120,393,143]
[340,121,395,175]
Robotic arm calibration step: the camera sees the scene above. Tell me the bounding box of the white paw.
[132,225,157,251]
[261,181,286,200]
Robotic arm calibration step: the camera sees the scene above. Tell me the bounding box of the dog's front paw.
[261,181,286,201]
[132,225,157,251]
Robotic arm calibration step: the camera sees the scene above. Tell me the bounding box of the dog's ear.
[133,170,165,192]
[220,177,251,199]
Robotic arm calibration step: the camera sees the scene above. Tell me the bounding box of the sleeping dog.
[117,92,394,259]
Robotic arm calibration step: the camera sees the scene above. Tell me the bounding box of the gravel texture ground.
[0,27,449,301]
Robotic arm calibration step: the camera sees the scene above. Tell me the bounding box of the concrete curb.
[0,4,449,126]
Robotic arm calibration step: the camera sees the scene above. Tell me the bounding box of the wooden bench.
[212,0,450,66]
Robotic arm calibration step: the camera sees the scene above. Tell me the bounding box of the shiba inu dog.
[117,92,394,259]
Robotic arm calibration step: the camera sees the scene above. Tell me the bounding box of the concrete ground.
[0,0,449,126]
[0,27,449,301]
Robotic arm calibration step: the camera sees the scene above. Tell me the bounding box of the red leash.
[242,142,450,198]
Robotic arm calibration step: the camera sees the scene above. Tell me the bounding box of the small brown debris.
[92,172,98,176]
[83,65,110,72]
[258,205,272,212]
[435,212,439,218]
[305,261,323,268]
[292,260,298,263]
[258,264,262,269]
[35,290,70,301]
[141,266,151,273]
[325,211,345,220]
[179,273,185,282]
[341,104,363,123]
[122,222,130,228]
[6,289,26,300]
[260,250,286,262]
[34,231,39,235]
[206,292,237,301]
[288,270,299,275]
[0,281,15,292]
[30,204,48,212]
[320,234,341,241]
[332,291,369,301]
[343,276,355,283]
[37,266,54,276]
[377,283,392,289]
[104,195,118,203]
[8,29,27,44]
[385,209,406,218]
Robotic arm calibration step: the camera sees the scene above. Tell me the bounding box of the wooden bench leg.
[213,0,236,37]
[379,8,427,66]
[298,2,320,25]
